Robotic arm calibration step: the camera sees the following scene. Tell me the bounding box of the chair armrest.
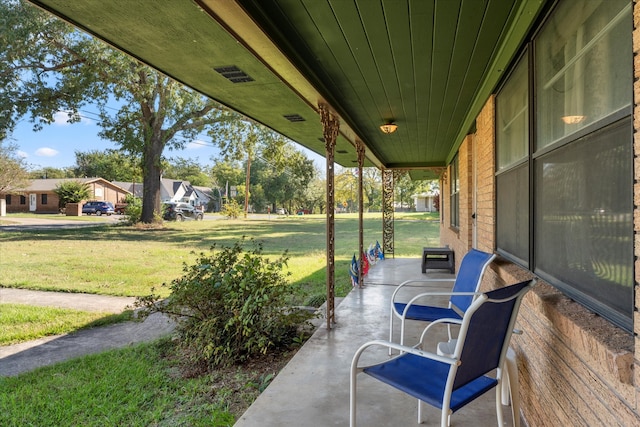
[351,339,457,373]
[399,291,482,317]
[390,278,456,302]
[418,318,463,345]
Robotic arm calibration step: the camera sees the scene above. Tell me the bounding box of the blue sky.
[11,108,326,172]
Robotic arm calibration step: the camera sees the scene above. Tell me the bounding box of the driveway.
[0,215,122,230]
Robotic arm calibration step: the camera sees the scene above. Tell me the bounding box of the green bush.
[304,293,326,308]
[122,194,142,224]
[53,180,91,210]
[136,239,314,368]
[220,199,242,219]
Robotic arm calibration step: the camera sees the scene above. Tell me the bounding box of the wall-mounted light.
[561,115,586,125]
[380,122,398,134]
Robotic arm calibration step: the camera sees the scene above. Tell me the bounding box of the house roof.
[21,178,130,194]
[193,186,213,203]
[28,0,550,179]
[111,181,143,198]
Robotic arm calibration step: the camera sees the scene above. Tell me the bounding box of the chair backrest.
[452,280,533,390]
[449,249,497,312]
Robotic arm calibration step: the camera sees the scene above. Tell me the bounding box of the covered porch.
[236,258,518,427]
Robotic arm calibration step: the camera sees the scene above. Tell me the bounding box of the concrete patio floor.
[235,258,517,427]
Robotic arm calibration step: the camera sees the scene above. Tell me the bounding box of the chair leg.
[350,372,357,426]
[495,384,504,427]
[440,408,450,427]
[504,348,521,427]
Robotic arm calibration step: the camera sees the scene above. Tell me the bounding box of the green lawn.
[0,339,244,427]
[0,304,131,345]
[0,212,440,425]
[0,213,439,301]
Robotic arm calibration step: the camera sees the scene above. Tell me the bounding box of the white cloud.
[35,147,59,157]
[53,111,93,126]
[16,150,29,159]
[53,111,72,126]
[186,139,207,150]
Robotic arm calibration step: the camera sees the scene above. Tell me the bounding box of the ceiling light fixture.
[561,115,586,125]
[380,122,398,134]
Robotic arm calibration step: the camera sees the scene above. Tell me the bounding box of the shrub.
[122,194,142,224]
[304,293,326,308]
[220,199,242,219]
[53,180,91,210]
[135,238,315,368]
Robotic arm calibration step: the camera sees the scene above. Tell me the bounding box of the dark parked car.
[163,202,203,221]
[114,203,127,214]
[82,201,115,216]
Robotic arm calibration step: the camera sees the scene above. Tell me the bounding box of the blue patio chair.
[351,279,535,427]
[390,249,496,348]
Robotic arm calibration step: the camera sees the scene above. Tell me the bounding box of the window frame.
[495,0,633,331]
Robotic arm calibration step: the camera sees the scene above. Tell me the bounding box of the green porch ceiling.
[28,0,548,180]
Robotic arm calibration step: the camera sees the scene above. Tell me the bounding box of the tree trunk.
[244,156,251,218]
[141,135,163,223]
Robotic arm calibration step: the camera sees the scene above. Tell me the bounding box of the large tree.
[210,120,289,217]
[210,159,244,196]
[163,157,211,187]
[0,140,30,195]
[28,166,75,179]
[74,149,139,182]
[1,0,238,222]
[362,167,382,211]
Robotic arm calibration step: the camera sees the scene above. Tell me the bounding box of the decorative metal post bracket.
[319,103,339,329]
[382,168,394,257]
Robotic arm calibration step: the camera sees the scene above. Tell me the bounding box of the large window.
[496,0,633,330]
[497,56,530,267]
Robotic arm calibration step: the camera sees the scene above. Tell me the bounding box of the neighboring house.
[113,179,214,211]
[161,179,214,211]
[411,191,438,212]
[192,186,215,211]
[160,178,195,205]
[111,181,143,198]
[3,178,131,214]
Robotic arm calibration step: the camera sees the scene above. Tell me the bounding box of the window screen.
[535,118,632,324]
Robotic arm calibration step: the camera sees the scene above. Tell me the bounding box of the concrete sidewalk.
[0,288,136,313]
[0,288,175,377]
[0,215,122,230]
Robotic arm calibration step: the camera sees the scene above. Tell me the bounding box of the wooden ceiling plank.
[408,0,436,163]
[426,0,462,164]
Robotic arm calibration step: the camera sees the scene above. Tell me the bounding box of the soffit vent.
[213,65,254,83]
[283,114,306,122]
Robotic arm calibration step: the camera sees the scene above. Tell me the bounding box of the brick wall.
[441,89,639,424]
[4,192,60,213]
[474,95,496,253]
